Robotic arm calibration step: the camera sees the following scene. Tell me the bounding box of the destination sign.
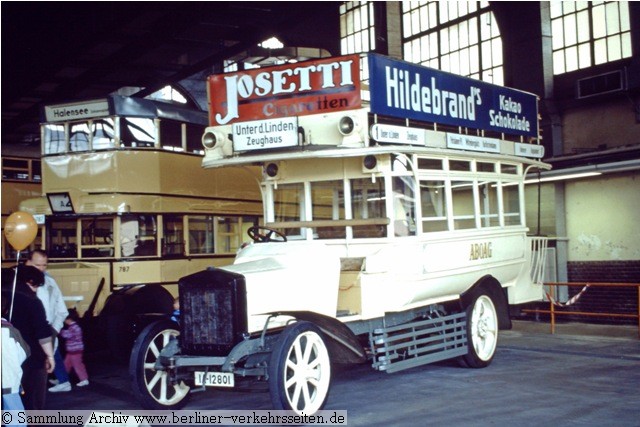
[446,134,501,154]
[367,54,538,138]
[44,99,110,123]
[370,124,426,145]
[232,117,299,152]
[208,55,361,126]
[47,192,75,214]
[515,142,545,158]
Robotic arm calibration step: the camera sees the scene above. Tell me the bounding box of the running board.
[369,312,468,373]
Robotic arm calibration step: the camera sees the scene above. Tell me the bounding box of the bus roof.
[41,95,208,126]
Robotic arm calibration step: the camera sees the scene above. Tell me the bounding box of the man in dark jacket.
[2,265,55,410]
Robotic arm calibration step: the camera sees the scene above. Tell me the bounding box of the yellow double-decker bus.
[18,96,263,358]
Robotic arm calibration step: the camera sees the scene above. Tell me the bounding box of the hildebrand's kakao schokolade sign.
[208,54,362,126]
[367,54,538,138]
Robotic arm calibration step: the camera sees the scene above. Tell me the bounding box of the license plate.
[194,371,235,387]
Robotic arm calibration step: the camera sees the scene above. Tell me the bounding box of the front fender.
[274,311,367,365]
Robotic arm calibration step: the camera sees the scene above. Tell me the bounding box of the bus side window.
[159,120,183,152]
[80,218,114,258]
[48,219,78,259]
[503,184,522,226]
[70,122,90,152]
[188,215,215,254]
[44,124,66,154]
[451,180,476,230]
[186,123,206,154]
[311,180,346,240]
[163,215,184,256]
[350,178,387,238]
[120,215,157,257]
[392,176,416,237]
[121,118,156,148]
[120,218,139,257]
[420,180,448,232]
[272,183,305,238]
[92,119,116,150]
[136,215,157,256]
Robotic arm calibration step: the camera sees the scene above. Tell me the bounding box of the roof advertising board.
[208,54,361,126]
[367,54,539,138]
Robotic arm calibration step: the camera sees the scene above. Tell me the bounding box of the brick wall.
[564,260,640,325]
[515,260,640,325]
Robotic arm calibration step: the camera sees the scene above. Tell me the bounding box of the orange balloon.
[4,211,38,251]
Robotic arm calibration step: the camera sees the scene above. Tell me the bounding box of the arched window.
[147,85,188,104]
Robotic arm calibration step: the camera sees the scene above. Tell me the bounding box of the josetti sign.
[208,55,361,126]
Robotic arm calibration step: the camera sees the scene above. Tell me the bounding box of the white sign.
[232,117,299,152]
[45,99,110,123]
[515,142,545,158]
[369,124,426,145]
[33,214,45,225]
[446,134,501,154]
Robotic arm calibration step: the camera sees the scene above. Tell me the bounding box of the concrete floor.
[43,321,640,426]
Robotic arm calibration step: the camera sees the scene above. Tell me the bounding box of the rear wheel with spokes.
[459,293,498,368]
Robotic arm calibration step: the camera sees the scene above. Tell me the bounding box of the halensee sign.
[208,55,361,126]
[367,54,539,138]
[44,99,110,123]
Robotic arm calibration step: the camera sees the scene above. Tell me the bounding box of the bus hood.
[220,241,341,321]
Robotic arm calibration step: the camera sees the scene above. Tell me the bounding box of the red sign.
[207,55,361,126]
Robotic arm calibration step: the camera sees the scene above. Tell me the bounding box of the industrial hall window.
[340,1,375,88]
[147,85,187,104]
[340,1,375,55]
[223,37,286,72]
[401,1,503,85]
[551,1,631,75]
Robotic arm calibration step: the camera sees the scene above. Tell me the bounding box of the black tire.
[459,293,499,368]
[106,314,133,364]
[268,321,332,415]
[129,319,190,409]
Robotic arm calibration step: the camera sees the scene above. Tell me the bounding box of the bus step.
[369,311,468,374]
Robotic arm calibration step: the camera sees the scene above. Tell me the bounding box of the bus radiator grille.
[178,268,248,356]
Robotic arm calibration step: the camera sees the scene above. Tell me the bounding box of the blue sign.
[367,54,538,138]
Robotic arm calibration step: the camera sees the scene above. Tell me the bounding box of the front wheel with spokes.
[129,319,191,409]
[268,321,332,415]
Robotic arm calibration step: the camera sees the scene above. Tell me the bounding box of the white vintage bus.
[17,96,262,358]
[130,54,549,414]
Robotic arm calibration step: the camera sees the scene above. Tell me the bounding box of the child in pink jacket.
[59,310,89,387]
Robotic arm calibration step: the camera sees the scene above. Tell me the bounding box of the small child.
[170,297,180,324]
[58,309,89,387]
